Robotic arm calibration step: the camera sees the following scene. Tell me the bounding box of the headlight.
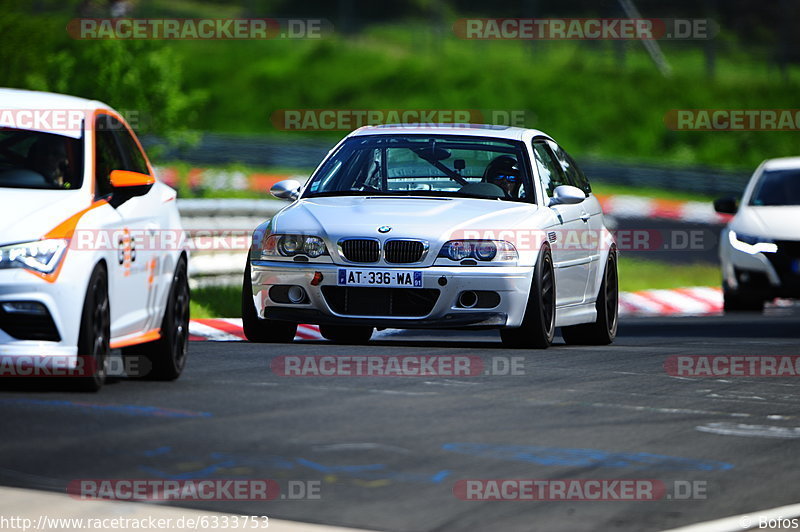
[0,239,68,273]
[262,234,329,259]
[729,231,777,254]
[438,240,517,262]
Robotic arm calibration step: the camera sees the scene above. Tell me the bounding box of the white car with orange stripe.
[0,89,189,391]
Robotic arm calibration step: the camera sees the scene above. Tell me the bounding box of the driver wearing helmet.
[27,136,69,188]
[484,155,521,198]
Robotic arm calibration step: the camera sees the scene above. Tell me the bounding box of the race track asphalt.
[1,309,799,531]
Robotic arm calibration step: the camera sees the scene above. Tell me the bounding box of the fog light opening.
[1,301,48,316]
[287,286,306,304]
[458,291,478,309]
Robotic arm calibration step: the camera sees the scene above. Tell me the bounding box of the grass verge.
[617,258,720,292]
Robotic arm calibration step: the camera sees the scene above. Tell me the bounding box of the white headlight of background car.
[0,239,68,273]
[729,231,778,254]
[438,240,518,263]
[261,234,330,259]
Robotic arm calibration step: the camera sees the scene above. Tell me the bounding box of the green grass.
[5,7,800,170]
[617,258,720,292]
[188,258,721,318]
[190,285,241,319]
[169,24,800,169]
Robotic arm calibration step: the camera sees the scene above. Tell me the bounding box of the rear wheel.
[124,256,190,380]
[500,246,555,349]
[241,260,297,342]
[74,265,110,392]
[319,325,373,344]
[561,250,618,346]
[722,282,764,313]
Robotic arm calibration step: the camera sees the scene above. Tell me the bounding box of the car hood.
[272,196,543,243]
[0,189,90,246]
[732,206,800,241]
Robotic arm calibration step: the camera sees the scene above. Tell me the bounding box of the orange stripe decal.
[110,328,162,349]
[45,199,107,240]
[25,199,108,283]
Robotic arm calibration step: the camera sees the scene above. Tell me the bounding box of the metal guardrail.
[145,133,752,197]
[178,199,284,287]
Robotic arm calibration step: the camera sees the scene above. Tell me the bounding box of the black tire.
[74,264,111,392]
[722,282,764,313]
[319,325,373,344]
[500,246,556,349]
[561,250,619,346]
[241,260,297,343]
[124,256,190,380]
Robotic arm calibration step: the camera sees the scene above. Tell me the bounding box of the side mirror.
[549,185,586,206]
[109,169,154,199]
[271,179,302,201]
[713,196,738,215]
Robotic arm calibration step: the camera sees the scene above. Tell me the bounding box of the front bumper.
[721,233,800,299]
[0,269,80,361]
[250,260,534,328]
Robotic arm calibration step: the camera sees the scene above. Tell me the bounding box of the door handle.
[580,212,590,223]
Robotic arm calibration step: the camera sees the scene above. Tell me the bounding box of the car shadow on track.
[619,312,799,339]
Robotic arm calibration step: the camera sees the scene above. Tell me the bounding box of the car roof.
[348,123,551,142]
[762,156,800,171]
[0,88,111,112]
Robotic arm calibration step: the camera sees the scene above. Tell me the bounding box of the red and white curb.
[619,286,721,317]
[190,319,324,342]
[189,287,729,341]
[596,194,731,224]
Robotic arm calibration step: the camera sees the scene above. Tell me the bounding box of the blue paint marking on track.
[0,399,211,419]
[135,448,452,484]
[442,443,734,471]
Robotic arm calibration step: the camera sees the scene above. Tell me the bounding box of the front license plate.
[338,269,423,288]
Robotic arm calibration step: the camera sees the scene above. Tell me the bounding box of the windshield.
[749,169,800,206]
[0,128,84,190]
[304,135,534,202]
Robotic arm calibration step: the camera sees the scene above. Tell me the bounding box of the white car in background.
[244,124,618,348]
[715,157,800,312]
[0,89,189,390]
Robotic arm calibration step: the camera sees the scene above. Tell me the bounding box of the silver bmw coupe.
[243,124,618,348]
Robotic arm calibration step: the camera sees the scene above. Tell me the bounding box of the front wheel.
[722,282,765,313]
[74,264,111,392]
[241,260,297,342]
[500,246,556,349]
[561,250,618,346]
[319,325,373,344]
